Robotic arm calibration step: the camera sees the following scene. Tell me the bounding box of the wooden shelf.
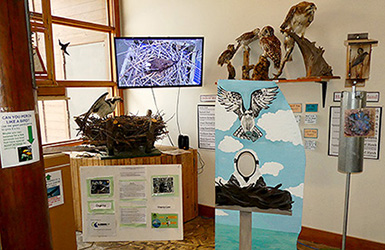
[274,76,340,83]
[275,76,341,108]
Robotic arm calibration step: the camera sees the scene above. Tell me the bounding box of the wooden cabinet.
[70,147,198,231]
[44,153,77,250]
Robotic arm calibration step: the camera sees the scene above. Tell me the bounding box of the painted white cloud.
[257,110,303,146]
[286,183,304,198]
[260,162,284,176]
[215,209,229,216]
[218,136,244,153]
[215,176,228,185]
[215,101,238,131]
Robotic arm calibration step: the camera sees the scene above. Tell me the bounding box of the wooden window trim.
[31,0,125,147]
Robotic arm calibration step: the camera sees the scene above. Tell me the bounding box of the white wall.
[120,0,385,243]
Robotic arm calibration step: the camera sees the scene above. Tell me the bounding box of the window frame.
[29,0,124,146]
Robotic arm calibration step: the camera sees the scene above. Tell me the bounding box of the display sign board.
[46,170,64,208]
[198,104,215,150]
[0,110,40,168]
[80,164,183,242]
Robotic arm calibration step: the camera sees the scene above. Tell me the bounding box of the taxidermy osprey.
[218,86,278,142]
[83,92,122,119]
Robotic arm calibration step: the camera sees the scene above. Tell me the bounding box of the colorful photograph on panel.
[215,80,306,249]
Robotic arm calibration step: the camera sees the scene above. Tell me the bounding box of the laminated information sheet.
[80,164,183,242]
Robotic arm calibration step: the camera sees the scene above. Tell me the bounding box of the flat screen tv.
[114,37,204,88]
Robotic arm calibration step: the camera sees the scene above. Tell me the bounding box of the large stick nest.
[75,113,167,154]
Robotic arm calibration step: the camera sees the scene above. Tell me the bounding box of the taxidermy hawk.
[235,27,260,52]
[280,1,317,61]
[218,86,279,142]
[83,92,122,119]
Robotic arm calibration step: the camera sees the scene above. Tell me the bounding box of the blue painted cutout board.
[215,80,306,249]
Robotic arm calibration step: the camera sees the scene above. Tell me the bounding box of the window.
[29,0,123,144]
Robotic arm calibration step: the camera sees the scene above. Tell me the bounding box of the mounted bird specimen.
[259,26,282,70]
[235,28,260,52]
[218,44,237,66]
[82,92,122,120]
[75,92,122,135]
[218,44,237,79]
[217,86,278,142]
[277,1,317,77]
[234,28,261,79]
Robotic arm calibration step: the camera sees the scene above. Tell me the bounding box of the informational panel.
[46,170,64,208]
[80,164,183,242]
[328,106,382,159]
[215,80,306,249]
[197,104,215,150]
[0,110,40,168]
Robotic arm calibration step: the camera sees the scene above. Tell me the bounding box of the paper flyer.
[0,110,40,168]
[46,170,64,208]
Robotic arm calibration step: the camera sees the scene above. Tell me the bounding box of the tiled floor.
[77,216,337,249]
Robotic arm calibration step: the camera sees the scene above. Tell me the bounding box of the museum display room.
[0,0,384,249]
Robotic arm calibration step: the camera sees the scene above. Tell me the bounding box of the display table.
[70,146,198,231]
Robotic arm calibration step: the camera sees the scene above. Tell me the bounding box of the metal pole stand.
[342,173,351,250]
[338,85,366,250]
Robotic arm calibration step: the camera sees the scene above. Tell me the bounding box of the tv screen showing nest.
[114,37,204,88]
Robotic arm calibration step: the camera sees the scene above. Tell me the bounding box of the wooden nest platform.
[75,113,167,158]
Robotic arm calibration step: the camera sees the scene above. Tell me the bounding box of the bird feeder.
[345,33,378,87]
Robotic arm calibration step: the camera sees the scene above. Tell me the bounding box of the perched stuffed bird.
[280,1,317,61]
[217,86,278,142]
[259,26,282,69]
[59,39,70,56]
[227,62,236,79]
[217,44,237,66]
[83,92,122,119]
[235,28,260,52]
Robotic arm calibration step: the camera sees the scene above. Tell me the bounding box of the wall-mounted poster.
[215,80,306,249]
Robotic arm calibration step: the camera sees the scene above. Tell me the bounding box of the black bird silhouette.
[59,39,70,56]
[351,47,368,68]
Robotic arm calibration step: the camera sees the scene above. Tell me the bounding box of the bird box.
[345,33,378,87]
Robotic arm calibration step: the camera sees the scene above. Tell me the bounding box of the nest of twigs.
[216,175,293,211]
[75,113,167,156]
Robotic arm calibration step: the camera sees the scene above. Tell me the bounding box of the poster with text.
[0,110,40,168]
[46,170,64,208]
[215,80,306,249]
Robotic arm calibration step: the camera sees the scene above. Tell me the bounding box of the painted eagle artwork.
[218,86,279,142]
